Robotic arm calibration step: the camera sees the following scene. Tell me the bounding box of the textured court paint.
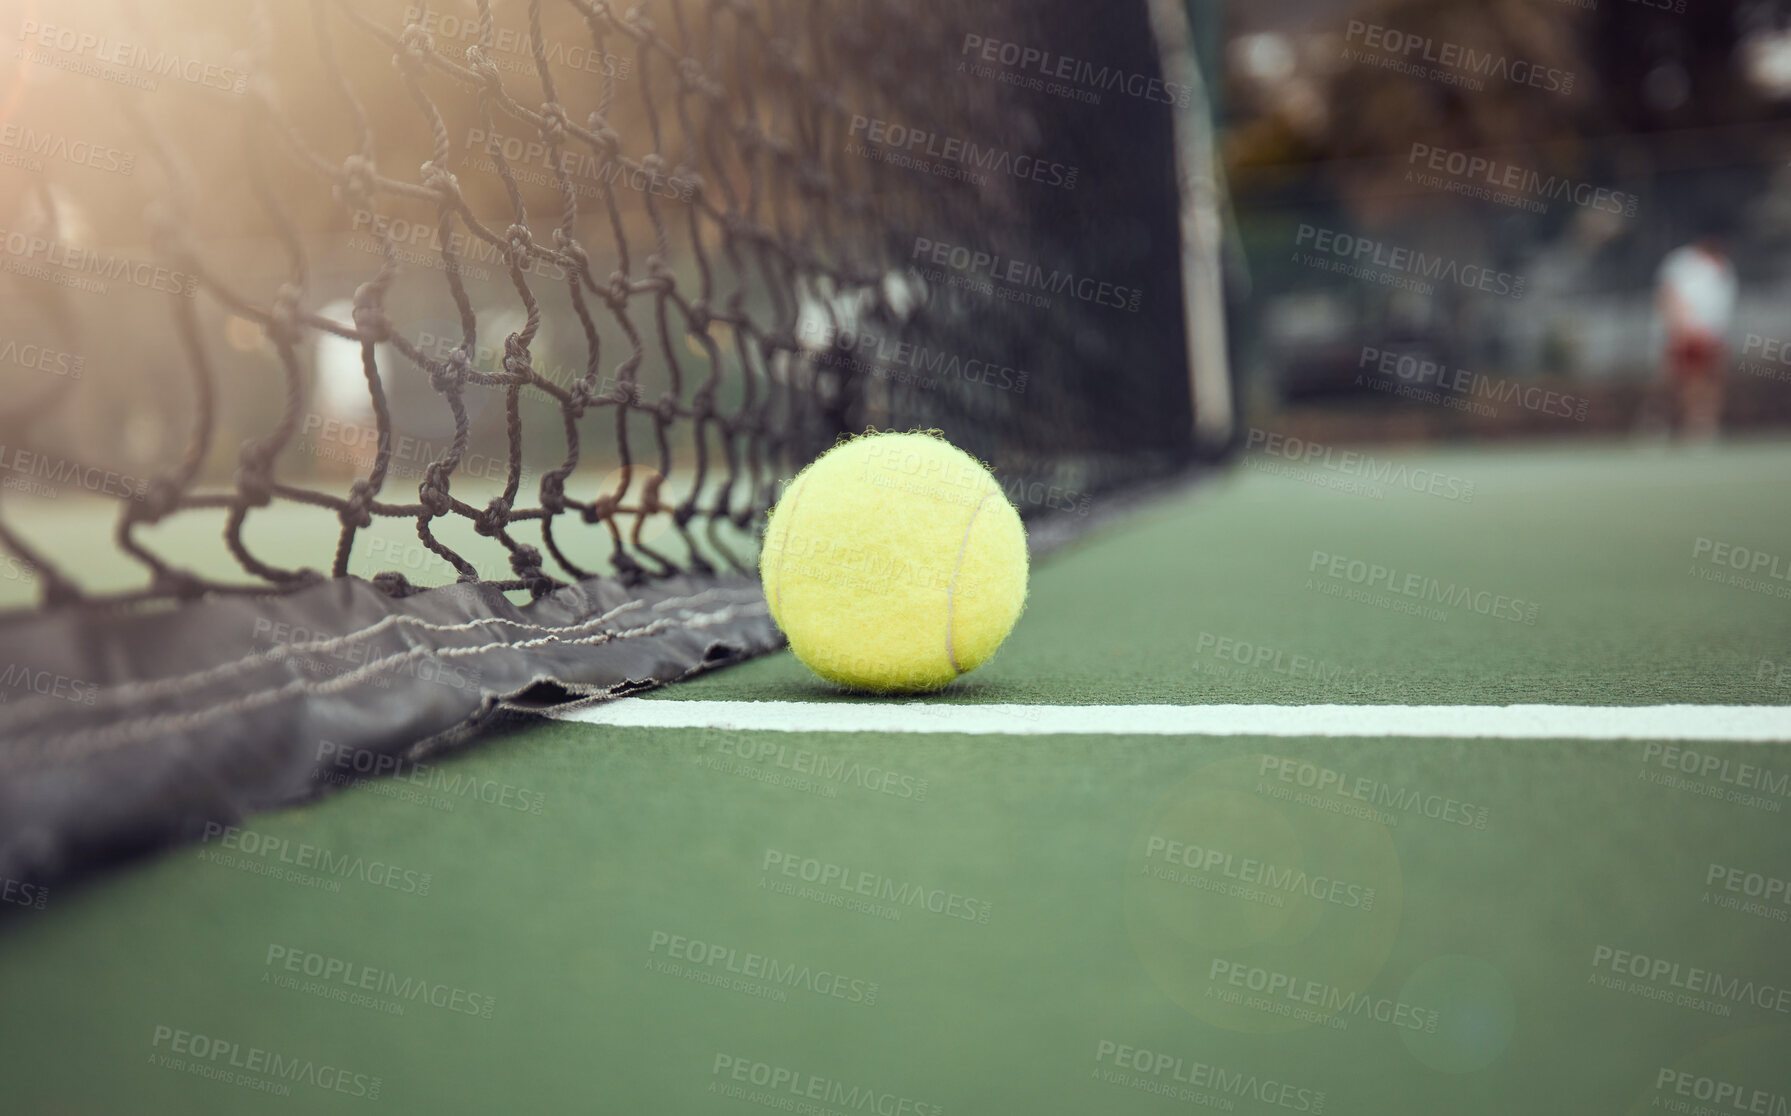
[756,433,1028,694]
[553,699,1791,740]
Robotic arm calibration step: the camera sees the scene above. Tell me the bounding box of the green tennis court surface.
[4,440,1788,1114]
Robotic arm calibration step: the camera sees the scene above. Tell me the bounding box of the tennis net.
[0,0,1227,884]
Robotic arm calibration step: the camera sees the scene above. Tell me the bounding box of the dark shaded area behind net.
[0,0,1195,614]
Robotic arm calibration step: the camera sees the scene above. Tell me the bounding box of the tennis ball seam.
[945,491,996,675]
[767,472,812,624]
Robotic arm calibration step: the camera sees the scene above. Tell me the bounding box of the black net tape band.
[0,568,779,890]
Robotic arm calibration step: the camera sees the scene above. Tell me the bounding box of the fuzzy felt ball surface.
[758,431,1029,694]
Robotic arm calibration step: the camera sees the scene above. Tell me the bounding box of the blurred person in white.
[1654,225,1738,441]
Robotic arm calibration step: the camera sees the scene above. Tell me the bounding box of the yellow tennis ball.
[760,431,1029,694]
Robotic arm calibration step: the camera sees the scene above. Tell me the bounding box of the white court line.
[552,700,1791,741]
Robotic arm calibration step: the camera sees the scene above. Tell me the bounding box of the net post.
[1147,0,1235,456]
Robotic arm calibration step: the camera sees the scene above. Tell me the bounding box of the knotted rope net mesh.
[0,0,1194,614]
